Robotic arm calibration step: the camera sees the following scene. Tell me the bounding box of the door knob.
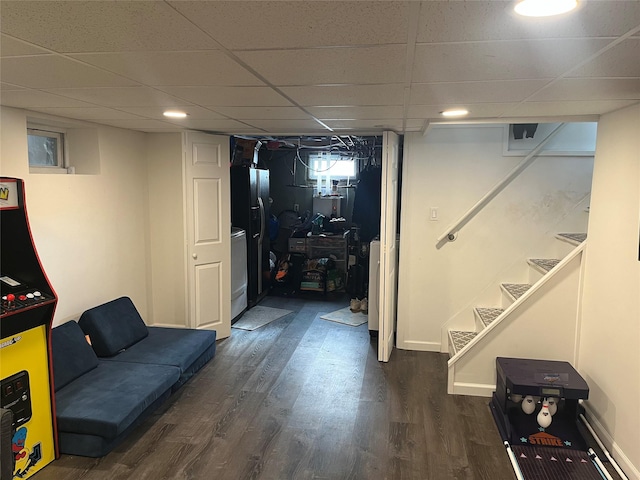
[192,253,198,259]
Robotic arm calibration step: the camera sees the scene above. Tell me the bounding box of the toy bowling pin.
[511,394,523,403]
[547,397,559,416]
[522,395,536,414]
[537,398,552,428]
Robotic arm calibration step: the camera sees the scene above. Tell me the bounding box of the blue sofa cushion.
[57,388,172,458]
[78,297,149,357]
[100,327,216,373]
[51,321,99,391]
[55,361,179,439]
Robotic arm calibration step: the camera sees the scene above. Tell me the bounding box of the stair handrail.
[436,123,567,247]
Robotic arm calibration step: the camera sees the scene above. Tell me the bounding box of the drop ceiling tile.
[416,1,640,43]
[329,120,425,133]
[155,86,292,107]
[1,89,100,108]
[404,119,427,131]
[244,119,330,132]
[237,45,406,86]
[281,84,405,106]
[97,119,182,131]
[407,103,519,119]
[212,106,312,120]
[412,39,612,83]
[324,119,407,130]
[0,1,219,52]
[170,1,411,49]
[569,38,640,78]
[70,52,263,87]
[529,78,640,102]
[410,80,549,105]
[221,129,267,136]
[307,106,405,119]
[116,105,225,120]
[125,128,185,133]
[159,118,252,132]
[1,34,50,57]
[255,127,332,135]
[29,107,145,121]
[1,55,138,89]
[43,86,194,107]
[509,100,638,117]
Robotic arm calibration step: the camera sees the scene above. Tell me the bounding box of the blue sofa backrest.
[51,321,99,391]
[78,297,149,357]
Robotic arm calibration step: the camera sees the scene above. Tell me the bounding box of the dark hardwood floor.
[35,294,516,480]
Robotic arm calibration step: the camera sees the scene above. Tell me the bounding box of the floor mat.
[320,306,367,327]
[232,306,293,331]
[511,446,606,480]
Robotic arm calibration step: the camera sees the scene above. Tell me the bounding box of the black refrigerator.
[230,166,270,308]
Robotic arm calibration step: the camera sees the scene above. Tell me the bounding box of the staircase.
[446,232,587,396]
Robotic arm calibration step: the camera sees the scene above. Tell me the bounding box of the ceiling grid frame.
[0,0,638,135]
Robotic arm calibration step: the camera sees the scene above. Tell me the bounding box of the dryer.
[231,227,248,322]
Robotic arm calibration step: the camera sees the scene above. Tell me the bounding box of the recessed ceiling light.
[441,109,469,117]
[163,110,188,118]
[514,0,578,17]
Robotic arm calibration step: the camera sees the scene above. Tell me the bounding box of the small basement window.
[27,125,68,173]
[307,152,356,181]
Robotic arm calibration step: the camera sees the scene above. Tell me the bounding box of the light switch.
[430,207,438,221]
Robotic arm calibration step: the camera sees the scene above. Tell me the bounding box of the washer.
[231,227,248,322]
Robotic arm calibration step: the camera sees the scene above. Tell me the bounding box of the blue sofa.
[51,297,216,457]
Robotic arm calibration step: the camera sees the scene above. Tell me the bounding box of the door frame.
[183,131,231,338]
[378,131,401,362]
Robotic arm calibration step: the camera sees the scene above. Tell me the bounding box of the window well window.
[307,152,356,180]
[27,127,66,170]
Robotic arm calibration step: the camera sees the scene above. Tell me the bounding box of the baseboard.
[450,381,495,397]
[147,322,188,329]
[396,340,441,352]
[582,403,639,480]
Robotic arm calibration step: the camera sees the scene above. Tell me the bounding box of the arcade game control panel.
[1,274,53,316]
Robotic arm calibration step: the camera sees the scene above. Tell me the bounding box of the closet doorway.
[232,133,402,361]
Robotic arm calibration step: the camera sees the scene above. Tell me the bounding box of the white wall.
[145,133,187,327]
[579,103,640,478]
[0,106,150,325]
[397,125,593,351]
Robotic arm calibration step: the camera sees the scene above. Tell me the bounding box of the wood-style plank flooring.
[35,294,515,480]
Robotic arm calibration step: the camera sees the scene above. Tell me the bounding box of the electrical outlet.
[294,203,299,212]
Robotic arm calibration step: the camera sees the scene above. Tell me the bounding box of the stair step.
[556,233,587,246]
[449,330,478,356]
[501,283,532,301]
[474,307,505,328]
[528,258,561,273]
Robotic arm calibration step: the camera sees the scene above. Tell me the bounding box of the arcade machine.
[0,178,58,479]
[490,357,621,480]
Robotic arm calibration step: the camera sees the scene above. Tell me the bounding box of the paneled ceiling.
[1,1,639,135]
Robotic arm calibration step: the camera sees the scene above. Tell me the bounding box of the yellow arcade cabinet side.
[0,177,58,479]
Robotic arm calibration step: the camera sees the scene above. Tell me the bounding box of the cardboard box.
[300,270,324,292]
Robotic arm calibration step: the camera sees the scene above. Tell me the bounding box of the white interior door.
[378,131,400,362]
[184,132,231,338]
